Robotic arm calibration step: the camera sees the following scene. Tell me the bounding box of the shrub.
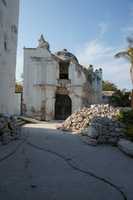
[117,110,133,140]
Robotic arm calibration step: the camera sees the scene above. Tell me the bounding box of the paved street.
[0,122,133,200]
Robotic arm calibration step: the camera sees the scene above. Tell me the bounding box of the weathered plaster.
[0,0,19,115]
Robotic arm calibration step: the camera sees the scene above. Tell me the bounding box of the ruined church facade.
[23,35,102,120]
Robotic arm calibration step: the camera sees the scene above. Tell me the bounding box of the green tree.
[102,80,118,91]
[110,90,131,107]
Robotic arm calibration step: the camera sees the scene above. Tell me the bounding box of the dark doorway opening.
[55,94,72,120]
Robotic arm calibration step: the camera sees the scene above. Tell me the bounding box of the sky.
[16,0,133,89]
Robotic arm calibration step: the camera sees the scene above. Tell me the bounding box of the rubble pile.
[0,115,21,145]
[60,104,125,145]
[61,105,120,132]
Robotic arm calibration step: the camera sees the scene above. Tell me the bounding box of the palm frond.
[115,51,128,58]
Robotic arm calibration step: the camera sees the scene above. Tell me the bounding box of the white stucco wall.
[23,46,58,116]
[0,0,19,115]
[69,63,86,86]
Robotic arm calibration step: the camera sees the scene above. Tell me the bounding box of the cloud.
[77,39,113,64]
[98,22,108,37]
[76,39,131,90]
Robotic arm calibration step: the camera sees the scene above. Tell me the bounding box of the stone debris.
[59,104,125,145]
[118,139,133,157]
[84,117,125,145]
[0,115,21,145]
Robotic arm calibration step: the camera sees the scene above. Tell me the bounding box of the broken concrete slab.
[18,116,41,124]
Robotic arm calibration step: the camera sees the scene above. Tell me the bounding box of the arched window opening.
[59,62,69,79]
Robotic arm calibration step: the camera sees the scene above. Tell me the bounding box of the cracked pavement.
[0,122,133,200]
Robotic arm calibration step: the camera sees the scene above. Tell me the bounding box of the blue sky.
[17,0,133,89]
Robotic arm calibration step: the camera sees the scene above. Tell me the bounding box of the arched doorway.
[55,94,72,120]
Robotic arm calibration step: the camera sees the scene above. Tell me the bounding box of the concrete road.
[0,122,133,200]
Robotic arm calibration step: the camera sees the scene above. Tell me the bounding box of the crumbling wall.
[82,65,102,106]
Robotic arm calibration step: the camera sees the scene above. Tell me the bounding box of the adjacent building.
[102,91,115,104]
[0,0,19,114]
[23,35,102,120]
